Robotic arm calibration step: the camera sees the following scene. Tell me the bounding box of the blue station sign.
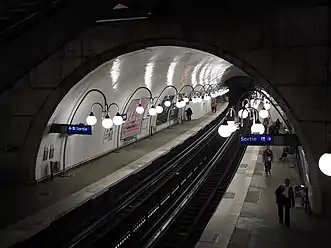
[240,135,273,145]
[67,125,92,135]
[50,124,92,135]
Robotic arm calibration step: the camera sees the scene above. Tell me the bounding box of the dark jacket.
[275,185,295,208]
[186,108,193,116]
[263,149,273,162]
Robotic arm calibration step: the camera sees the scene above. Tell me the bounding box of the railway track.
[67,121,247,248]
[15,111,228,248]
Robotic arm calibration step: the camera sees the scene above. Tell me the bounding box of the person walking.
[211,102,217,113]
[275,178,295,227]
[263,146,273,176]
[275,119,281,133]
[186,107,193,121]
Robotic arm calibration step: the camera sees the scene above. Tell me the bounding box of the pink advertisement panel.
[122,98,149,138]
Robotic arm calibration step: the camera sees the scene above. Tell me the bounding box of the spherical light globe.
[86,113,97,126]
[227,120,235,126]
[319,153,331,176]
[113,114,123,126]
[102,116,113,129]
[264,102,271,110]
[205,95,211,100]
[183,97,189,103]
[136,105,145,114]
[192,97,197,103]
[197,97,202,103]
[238,109,249,119]
[148,107,157,116]
[164,100,171,107]
[251,123,265,134]
[181,100,186,108]
[218,125,232,138]
[175,101,182,108]
[156,105,163,114]
[259,109,269,119]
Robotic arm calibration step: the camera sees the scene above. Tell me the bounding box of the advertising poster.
[122,98,149,139]
[156,95,179,125]
[103,128,113,143]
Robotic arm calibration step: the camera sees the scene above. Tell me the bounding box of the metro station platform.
[196,146,331,248]
[0,103,227,247]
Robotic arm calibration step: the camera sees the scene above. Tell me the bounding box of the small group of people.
[268,118,281,135]
[263,145,291,176]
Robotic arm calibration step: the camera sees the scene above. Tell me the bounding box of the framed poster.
[103,128,113,143]
[43,146,49,161]
[122,98,149,139]
[49,145,54,159]
[156,95,179,125]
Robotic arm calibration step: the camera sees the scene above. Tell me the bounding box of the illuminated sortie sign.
[67,125,92,135]
[239,135,273,145]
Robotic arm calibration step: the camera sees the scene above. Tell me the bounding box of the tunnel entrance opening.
[8,39,319,214]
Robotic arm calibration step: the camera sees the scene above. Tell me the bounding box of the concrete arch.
[21,38,304,184]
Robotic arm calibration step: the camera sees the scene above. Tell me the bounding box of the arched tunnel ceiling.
[54,46,248,126]
[43,46,248,179]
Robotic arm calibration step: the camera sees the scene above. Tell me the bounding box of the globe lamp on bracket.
[156,104,164,114]
[259,108,269,119]
[102,115,113,129]
[183,96,189,103]
[136,104,145,114]
[264,102,271,110]
[218,124,232,138]
[319,153,331,176]
[86,112,97,126]
[175,101,182,108]
[112,112,123,126]
[164,100,171,107]
[148,106,157,116]
[205,94,211,101]
[251,120,265,134]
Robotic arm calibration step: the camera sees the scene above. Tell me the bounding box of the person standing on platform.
[186,107,193,121]
[268,123,276,135]
[211,102,217,113]
[275,119,281,134]
[263,146,273,176]
[279,146,290,160]
[275,178,295,227]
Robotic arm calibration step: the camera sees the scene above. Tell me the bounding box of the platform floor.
[0,105,226,230]
[196,146,331,248]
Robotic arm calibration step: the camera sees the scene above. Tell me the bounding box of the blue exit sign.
[240,135,273,145]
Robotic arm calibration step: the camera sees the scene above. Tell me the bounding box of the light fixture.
[86,112,97,126]
[259,108,269,119]
[319,153,331,176]
[180,100,186,108]
[148,106,157,116]
[205,94,211,100]
[197,96,202,103]
[136,104,145,114]
[238,109,249,119]
[264,102,271,110]
[175,101,182,108]
[251,120,265,134]
[218,125,232,138]
[102,115,113,129]
[183,96,189,103]
[156,104,164,114]
[192,97,197,103]
[164,100,171,107]
[113,112,123,126]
